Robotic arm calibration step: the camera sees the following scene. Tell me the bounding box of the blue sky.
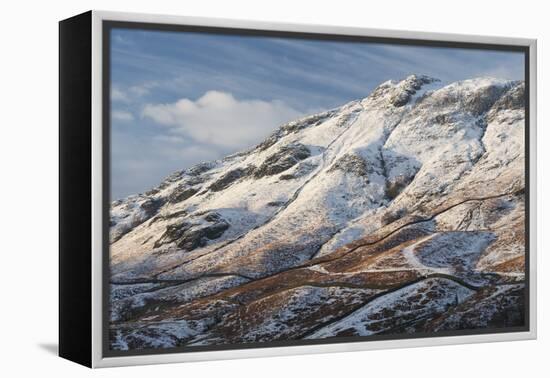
[110,28,524,199]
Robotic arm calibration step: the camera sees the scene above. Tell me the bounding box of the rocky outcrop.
[253,143,311,178]
[167,186,198,204]
[110,196,163,243]
[388,75,438,107]
[329,153,369,178]
[208,166,254,192]
[154,212,230,251]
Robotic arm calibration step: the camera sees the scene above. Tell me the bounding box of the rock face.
[109,75,526,351]
[253,143,311,178]
[152,211,230,251]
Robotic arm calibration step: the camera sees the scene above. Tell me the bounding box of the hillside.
[108,75,526,350]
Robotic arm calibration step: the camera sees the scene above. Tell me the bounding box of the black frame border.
[59,11,93,367]
[101,20,531,359]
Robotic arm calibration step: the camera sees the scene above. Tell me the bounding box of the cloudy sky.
[110,28,524,199]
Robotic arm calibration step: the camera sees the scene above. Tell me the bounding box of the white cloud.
[112,110,135,122]
[111,87,129,102]
[128,82,158,97]
[111,82,159,103]
[142,91,302,149]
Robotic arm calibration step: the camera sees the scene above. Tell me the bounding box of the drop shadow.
[38,343,58,356]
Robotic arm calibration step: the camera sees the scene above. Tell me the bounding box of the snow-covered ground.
[305,278,475,339]
[108,75,526,351]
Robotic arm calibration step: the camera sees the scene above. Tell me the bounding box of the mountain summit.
[109,75,526,350]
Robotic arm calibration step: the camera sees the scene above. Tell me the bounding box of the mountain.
[109,75,526,350]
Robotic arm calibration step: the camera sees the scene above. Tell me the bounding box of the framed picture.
[59,10,537,368]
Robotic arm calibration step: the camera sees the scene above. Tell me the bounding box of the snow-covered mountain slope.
[109,75,526,350]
